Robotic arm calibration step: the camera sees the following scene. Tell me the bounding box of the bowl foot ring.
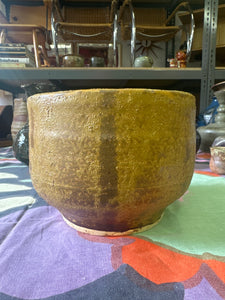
[62,213,164,236]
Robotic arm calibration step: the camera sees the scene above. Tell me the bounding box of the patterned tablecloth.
[0,147,225,300]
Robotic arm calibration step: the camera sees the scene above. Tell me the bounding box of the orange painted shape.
[122,237,225,284]
[206,260,225,283]
[194,170,221,177]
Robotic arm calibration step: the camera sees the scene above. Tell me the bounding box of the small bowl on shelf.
[62,55,84,67]
[133,56,153,68]
[90,56,105,67]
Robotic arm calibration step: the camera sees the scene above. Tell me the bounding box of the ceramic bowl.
[134,56,153,67]
[90,56,105,67]
[62,55,84,67]
[28,89,196,236]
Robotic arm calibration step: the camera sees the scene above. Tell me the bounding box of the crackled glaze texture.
[28,89,196,235]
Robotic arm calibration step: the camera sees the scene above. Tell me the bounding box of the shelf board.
[0,67,202,80]
[0,67,203,92]
[215,68,225,79]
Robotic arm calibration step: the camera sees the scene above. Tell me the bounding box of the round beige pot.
[28,89,196,236]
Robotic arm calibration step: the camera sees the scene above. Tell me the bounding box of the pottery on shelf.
[62,55,84,67]
[27,89,196,236]
[133,56,153,67]
[90,56,105,67]
[198,81,225,152]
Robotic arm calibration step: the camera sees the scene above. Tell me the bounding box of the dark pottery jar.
[196,130,201,153]
[13,122,29,165]
[13,81,59,165]
[90,56,105,67]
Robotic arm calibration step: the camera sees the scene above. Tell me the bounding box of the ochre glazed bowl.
[28,89,196,236]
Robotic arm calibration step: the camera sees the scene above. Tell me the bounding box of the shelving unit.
[200,0,218,112]
[0,67,202,100]
[0,67,202,81]
[0,0,224,113]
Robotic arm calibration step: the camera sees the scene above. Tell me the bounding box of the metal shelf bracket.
[200,0,218,112]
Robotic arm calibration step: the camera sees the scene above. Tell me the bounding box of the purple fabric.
[184,277,224,300]
[1,146,225,299]
[0,206,115,299]
[0,264,184,300]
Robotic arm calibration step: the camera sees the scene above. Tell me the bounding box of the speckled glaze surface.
[28,89,196,235]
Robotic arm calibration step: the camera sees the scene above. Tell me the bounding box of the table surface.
[0,147,225,300]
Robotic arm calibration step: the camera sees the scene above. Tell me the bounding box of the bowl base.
[62,214,164,236]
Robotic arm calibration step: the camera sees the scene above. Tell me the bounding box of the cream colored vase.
[28,89,196,236]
